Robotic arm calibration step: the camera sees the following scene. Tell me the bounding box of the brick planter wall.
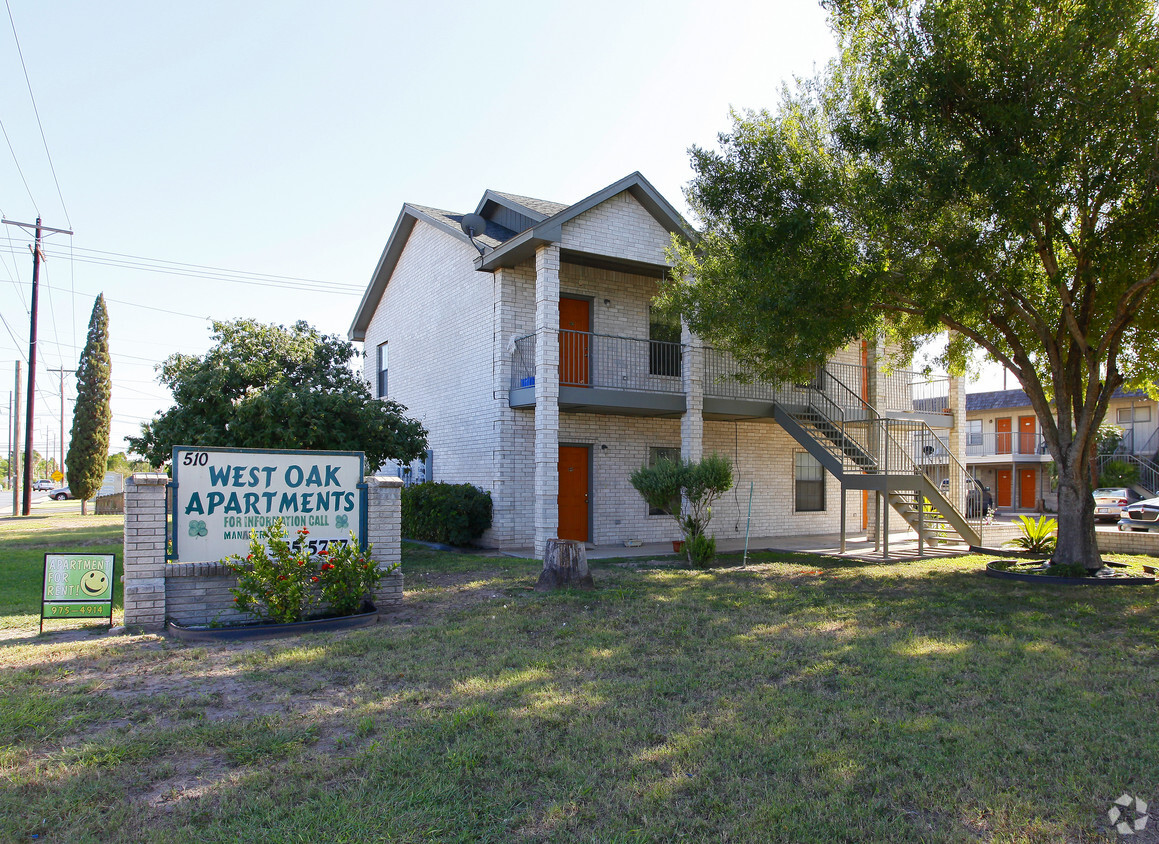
[123,473,405,630]
[164,563,403,627]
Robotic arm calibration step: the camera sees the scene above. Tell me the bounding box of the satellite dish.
[460,213,488,256]
[460,213,487,238]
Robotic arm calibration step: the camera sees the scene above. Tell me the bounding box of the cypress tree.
[67,295,112,515]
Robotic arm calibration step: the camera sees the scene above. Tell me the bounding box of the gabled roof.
[966,386,1153,412]
[476,171,697,272]
[349,172,697,342]
[476,190,568,221]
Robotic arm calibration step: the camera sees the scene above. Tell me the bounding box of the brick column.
[365,475,404,609]
[681,320,704,463]
[948,371,967,513]
[533,243,561,557]
[865,336,885,544]
[123,472,169,629]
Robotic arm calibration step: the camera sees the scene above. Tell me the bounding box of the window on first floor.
[794,451,825,512]
[376,342,388,398]
[1116,405,1152,424]
[647,446,680,516]
[648,307,681,378]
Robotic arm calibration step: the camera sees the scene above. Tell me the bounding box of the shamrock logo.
[335,515,349,529]
[188,520,208,537]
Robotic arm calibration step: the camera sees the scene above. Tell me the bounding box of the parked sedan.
[48,486,73,501]
[1093,487,1146,522]
[1118,496,1159,532]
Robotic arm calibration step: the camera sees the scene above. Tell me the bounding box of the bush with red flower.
[227,518,396,623]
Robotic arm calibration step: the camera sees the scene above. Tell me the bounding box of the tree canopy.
[664,0,1159,569]
[129,319,427,471]
[67,295,112,513]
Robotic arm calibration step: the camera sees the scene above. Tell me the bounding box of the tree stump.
[536,538,594,591]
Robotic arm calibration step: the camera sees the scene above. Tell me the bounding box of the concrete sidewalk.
[502,528,974,563]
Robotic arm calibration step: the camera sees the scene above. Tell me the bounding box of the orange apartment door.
[996,469,1013,508]
[1019,468,1037,510]
[559,298,590,387]
[1018,415,1036,455]
[995,417,1012,454]
[558,446,590,542]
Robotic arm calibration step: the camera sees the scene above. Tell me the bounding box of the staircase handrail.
[1097,453,1159,496]
[822,365,983,541]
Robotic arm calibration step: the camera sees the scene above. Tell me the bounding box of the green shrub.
[1099,459,1140,488]
[630,453,733,568]
[401,482,493,546]
[1043,562,1089,578]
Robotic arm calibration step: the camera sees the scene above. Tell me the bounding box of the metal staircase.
[769,367,983,548]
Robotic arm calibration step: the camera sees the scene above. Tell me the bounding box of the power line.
[68,245,356,287]
[4,0,70,227]
[0,119,37,212]
[0,276,210,321]
[1,245,361,297]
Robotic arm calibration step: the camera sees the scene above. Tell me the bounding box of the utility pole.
[12,360,21,516]
[6,390,11,492]
[48,366,71,482]
[3,217,73,515]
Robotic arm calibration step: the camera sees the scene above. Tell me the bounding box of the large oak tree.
[665,0,1159,570]
[129,319,427,472]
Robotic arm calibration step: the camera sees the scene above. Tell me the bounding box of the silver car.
[1093,487,1146,522]
[1118,496,1159,532]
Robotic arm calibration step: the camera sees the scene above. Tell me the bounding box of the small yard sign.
[41,553,116,633]
[171,446,366,563]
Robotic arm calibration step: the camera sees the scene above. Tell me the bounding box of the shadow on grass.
[2,549,1156,842]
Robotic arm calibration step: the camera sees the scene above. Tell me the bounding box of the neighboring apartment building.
[964,387,1159,511]
[350,172,976,554]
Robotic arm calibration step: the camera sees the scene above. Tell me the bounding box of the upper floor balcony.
[509,330,686,416]
[965,431,1050,462]
[701,349,951,427]
[508,330,952,427]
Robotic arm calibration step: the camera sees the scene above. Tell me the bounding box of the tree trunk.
[1053,455,1103,572]
[536,539,594,591]
[80,497,87,516]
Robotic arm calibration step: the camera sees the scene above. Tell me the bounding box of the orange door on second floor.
[559,297,590,387]
[995,418,1012,454]
[996,469,1012,508]
[1018,415,1037,455]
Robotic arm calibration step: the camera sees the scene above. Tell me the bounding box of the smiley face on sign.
[80,569,109,597]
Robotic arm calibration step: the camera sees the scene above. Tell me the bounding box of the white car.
[1118,496,1159,532]
[1093,487,1146,522]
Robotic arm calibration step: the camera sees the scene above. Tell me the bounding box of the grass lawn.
[1,520,1157,842]
[0,512,124,630]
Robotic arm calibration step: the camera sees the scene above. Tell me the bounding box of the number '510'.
[181,452,209,466]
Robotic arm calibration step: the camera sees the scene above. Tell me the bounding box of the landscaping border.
[166,605,380,642]
[123,473,404,630]
[985,560,1156,586]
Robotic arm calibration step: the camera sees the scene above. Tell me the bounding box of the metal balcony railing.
[964,431,1049,458]
[510,330,684,394]
[825,362,949,415]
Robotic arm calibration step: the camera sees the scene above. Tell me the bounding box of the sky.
[0,0,1004,466]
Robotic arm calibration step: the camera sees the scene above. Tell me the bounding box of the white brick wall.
[358,192,877,553]
[362,223,497,492]
[561,190,673,266]
[491,414,863,549]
